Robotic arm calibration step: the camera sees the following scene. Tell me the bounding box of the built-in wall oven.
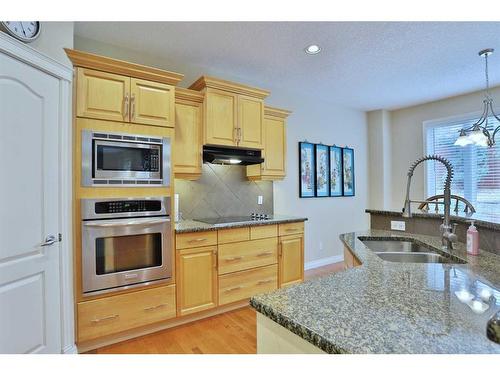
[82,130,170,186]
[81,197,172,295]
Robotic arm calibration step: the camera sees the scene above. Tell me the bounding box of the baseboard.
[304,255,343,270]
[62,344,78,354]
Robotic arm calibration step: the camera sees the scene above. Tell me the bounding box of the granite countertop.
[250,229,500,354]
[175,215,308,233]
[366,209,500,231]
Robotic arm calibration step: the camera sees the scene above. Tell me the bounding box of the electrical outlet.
[319,241,323,251]
[391,220,406,231]
[258,195,263,205]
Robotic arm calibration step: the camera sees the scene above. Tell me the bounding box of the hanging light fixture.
[454,48,500,148]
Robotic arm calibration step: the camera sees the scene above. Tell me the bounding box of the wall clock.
[0,21,41,43]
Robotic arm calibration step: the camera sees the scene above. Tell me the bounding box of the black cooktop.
[195,216,271,226]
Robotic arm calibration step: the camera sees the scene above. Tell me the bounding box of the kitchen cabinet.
[278,222,304,288]
[189,76,269,149]
[174,88,204,179]
[176,245,218,316]
[247,106,290,181]
[344,246,362,269]
[76,68,130,122]
[130,78,175,127]
[77,284,176,342]
[68,49,183,128]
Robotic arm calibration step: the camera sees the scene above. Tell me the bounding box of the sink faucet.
[402,155,458,250]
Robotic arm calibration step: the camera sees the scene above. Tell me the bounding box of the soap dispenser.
[467,221,479,256]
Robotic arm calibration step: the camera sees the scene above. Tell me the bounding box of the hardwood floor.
[87,262,344,354]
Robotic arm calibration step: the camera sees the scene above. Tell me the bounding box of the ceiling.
[75,22,500,111]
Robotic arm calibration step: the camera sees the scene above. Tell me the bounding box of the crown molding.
[188,75,270,99]
[64,48,184,86]
[175,87,204,103]
[264,105,292,118]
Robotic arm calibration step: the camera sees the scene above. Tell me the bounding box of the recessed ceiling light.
[304,44,321,55]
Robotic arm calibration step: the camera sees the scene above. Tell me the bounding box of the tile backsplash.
[175,164,273,219]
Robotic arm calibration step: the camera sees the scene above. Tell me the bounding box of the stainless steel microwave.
[82,130,170,187]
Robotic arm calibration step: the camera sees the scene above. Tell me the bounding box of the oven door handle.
[83,218,170,228]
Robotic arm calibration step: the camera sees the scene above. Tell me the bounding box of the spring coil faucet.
[402,155,458,250]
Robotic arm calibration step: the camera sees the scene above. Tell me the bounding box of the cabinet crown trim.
[264,106,292,119]
[175,87,204,103]
[188,75,270,99]
[64,48,184,86]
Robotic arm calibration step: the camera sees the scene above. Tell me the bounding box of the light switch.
[258,195,263,205]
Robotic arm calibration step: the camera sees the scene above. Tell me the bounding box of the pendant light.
[454,48,500,148]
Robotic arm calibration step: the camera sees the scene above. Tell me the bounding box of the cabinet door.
[278,235,304,288]
[174,100,202,178]
[205,89,237,146]
[76,68,130,122]
[263,116,286,177]
[130,78,174,127]
[238,95,264,149]
[176,246,218,316]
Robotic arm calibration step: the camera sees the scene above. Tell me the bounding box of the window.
[425,116,500,222]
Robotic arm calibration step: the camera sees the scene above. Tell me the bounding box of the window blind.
[425,117,500,222]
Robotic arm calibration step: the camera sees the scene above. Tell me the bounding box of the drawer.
[218,237,278,274]
[218,227,250,244]
[219,264,278,305]
[176,230,217,249]
[77,284,176,342]
[278,222,304,236]
[250,224,277,240]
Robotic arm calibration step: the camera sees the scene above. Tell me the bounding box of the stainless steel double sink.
[360,239,465,264]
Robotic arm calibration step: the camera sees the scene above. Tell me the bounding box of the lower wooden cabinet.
[219,264,278,305]
[344,246,362,269]
[77,284,176,342]
[176,245,218,316]
[278,234,304,287]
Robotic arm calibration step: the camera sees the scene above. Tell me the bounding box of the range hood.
[203,145,264,166]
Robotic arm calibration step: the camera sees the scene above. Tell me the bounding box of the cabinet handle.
[124,93,129,118]
[224,286,242,293]
[144,303,168,312]
[279,243,283,257]
[91,314,119,324]
[256,251,273,257]
[257,279,273,285]
[239,127,243,142]
[213,249,217,269]
[225,256,243,262]
[188,238,207,243]
[131,94,136,120]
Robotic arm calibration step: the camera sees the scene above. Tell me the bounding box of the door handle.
[83,218,170,228]
[41,234,59,247]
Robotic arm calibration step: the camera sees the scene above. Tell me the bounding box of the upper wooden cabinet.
[174,88,204,180]
[66,49,183,128]
[130,78,175,127]
[76,68,130,122]
[247,106,291,181]
[189,76,269,149]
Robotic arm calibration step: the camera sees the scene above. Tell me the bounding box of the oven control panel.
[95,200,162,214]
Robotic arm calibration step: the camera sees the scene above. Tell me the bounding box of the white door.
[0,52,62,353]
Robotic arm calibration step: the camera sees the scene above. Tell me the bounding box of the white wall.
[28,22,74,67]
[387,86,500,211]
[75,35,370,264]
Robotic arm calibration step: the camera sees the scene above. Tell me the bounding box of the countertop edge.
[175,217,308,234]
[249,298,348,354]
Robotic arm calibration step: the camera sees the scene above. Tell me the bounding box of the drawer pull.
[257,279,274,285]
[224,286,242,293]
[225,256,243,262]
[256,251,273,257]
[286,228,299,232]
[91,314,119,324]
[188,238,208,243]
[144,303,168,312]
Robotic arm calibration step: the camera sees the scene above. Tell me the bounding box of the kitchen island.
[250,230,500,354]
